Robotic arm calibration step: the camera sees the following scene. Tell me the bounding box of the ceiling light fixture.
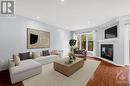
[36,16,40,19]
[61,0,64,2]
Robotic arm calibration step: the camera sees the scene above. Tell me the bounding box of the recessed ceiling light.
[36,16,40,19]
[61,0,64,2]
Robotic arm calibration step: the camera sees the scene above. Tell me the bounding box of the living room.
[0,0,130,86]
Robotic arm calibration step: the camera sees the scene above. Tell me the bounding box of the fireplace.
[101,44,113,61]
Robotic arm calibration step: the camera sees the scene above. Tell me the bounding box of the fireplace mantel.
[97,38,121,66]
[97,42,124,66]
[97,38,118,43]
[101,44,113,61]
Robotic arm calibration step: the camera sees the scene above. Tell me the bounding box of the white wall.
[73,16,130,66]
[0,15,72,71]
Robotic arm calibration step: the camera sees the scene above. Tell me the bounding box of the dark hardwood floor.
[0,70,23,86]
[0,57,129,86]
[86,57,130,86]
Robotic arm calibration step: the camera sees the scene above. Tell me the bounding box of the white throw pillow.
[13,54,20,66]
[32,52,40,59]
[51,50,58,55]
[8,59,15,68]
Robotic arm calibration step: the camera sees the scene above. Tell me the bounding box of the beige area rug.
[23,59,101,86]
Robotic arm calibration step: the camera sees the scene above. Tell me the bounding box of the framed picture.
[27,28,50,49]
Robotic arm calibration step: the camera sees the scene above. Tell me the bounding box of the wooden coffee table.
[54,58,84,77]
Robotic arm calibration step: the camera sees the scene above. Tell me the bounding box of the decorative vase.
[68,52,76,62]
[69,56,73,63]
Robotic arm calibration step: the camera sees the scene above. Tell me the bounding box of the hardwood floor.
[0,70,23,86]
[0,57,129,86]
[86,57,130,86]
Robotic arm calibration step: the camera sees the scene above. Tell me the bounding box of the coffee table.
[54,58,84,77]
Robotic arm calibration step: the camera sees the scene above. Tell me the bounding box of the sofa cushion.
[34,55,58,62]
[10,59,41,75]
[19,52,32,60]
[51,50,59,55]
[32,52,41,59]
[42,50,50,56]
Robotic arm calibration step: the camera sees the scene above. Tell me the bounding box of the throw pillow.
[79,50,84,54]
[8,59,15,67]
[76,50,80,54]
[51,50,59,55]
[19,52,32,60]
[12,54,20,66]
[32,52,41,59]
[42,50,50,56]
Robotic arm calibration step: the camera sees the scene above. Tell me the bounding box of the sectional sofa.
[8,50,63,84]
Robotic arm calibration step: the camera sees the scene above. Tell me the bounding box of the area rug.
[23,59,101,86]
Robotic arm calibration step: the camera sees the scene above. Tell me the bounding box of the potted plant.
[69,39,76,61]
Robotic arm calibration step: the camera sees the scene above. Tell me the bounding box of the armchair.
[74,49,87,60]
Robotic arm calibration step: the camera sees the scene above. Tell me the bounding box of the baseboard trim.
[89,56,125,67]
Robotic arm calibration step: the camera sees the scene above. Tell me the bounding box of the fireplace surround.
[101,44,113,61]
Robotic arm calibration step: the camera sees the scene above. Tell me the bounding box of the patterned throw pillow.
[77,50,81,54]
[42,50,50,56]
[19,52,32,60]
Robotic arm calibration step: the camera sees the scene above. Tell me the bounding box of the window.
[88,33,93,51]
[77,35,80,49]
[81,34,86,49]
[75,32,94,51]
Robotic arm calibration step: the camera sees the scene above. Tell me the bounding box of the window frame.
[75,32,94,52]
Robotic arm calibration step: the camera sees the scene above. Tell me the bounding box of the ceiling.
[16,0,130,31]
